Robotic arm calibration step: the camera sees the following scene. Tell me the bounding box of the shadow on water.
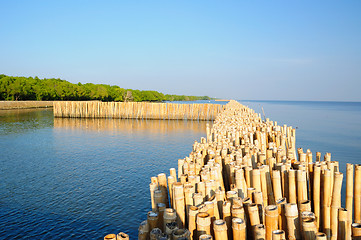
[0,109,54,135]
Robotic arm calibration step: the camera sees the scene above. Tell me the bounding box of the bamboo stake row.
[104,100,361,239]
[53,101,224,121]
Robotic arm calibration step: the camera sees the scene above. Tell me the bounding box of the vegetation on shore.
[0,74,212,102]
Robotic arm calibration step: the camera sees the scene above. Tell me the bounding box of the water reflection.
[54,117,211,133]
[0,109,53,135]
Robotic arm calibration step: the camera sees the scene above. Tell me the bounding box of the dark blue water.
[0,101,361,239]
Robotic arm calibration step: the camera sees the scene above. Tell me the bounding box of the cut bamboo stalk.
[316,232,327,240]
[172,229,191,240]
[150,228,162,240]
[214,219,228,240]
[197,212,211,238]
[352,223,361,239]
[138,220,149,240]
[302,216,317,240]
[252,169,262,193]
[331,172,343,240]
[163,208,177,231]
[259,165,269,207]
[355,165,361,224]
[150,182,158,212]
[216,190,225,219]
[338,208,348,240]
[297,170,308,204]
[253,191,264,224]
[165,222,178,235]
[322,169,332,238]
[168,176,176,208]
[104,234,116,240]
[147,211,159,232]
[248,203,261,229]
[157,203,166,231]
[313,164,321,231]
[184,183,196,225]
[288,169,297,204]
[116,232,129,240]
[276,197,287,233]
[189,206,198,240]
[173,182,186,228]
[272,170,283,203]
[346,163,354,238]
[194,192,204,207]
[285,203,301,240]
[265,205,279,240]
[232,218,246,240]
[272,229,286,240]
[223,200,232,239]
[254,224,266,240]
[199,234,213,240]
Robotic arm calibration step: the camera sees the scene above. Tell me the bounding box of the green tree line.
[0,74,211,102]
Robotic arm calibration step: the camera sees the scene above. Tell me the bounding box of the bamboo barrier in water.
[53,101,224,121]
[103,100,361,240]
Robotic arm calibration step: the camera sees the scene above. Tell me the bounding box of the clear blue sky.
[1,1,360,101]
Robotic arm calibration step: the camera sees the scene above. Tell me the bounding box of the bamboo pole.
[147,211,159,232]
[276,197,287,233]
[355,165,361,224]
[331,172,343,240]
[213,219,228,240]
[297,170,308,204]
[272,170,283,203]
[172,229,191,239]
[301,212,317,240]
[285,203,301,240]
[313,164,321,231]
[150,228,162,240]
[316,232,327,240]
[173,182,186,228]
[223,200,232,240]
[150,182,158,212]
[104,234,116,240]
[322,169,332,238]
[158,173,169,207]
[338,208,348,240]
[138,220,149,240]
[346,163,354,238]
[116,232,129,240]
[199,234,213,240]
[352,223,361,239]
[248,203,261,229]
[157,203,166,231]
[254,224,266,240]
[163,208,177,231]
[252,169,262,193]
[197,212,211,238]
[232,218,246,240]
[272,229,286,240]
[265,205,279,240]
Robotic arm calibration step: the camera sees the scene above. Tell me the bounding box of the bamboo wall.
[53,101,224,121]
[103,100,361,240]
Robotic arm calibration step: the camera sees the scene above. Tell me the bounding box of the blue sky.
[1,1,360,101]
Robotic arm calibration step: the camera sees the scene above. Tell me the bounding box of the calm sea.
[0,100,360,239]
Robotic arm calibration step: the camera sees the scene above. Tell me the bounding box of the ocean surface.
[0,100,361,239]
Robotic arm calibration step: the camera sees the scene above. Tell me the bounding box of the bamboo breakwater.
[104,100,361,240]
[53,101,224,120]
